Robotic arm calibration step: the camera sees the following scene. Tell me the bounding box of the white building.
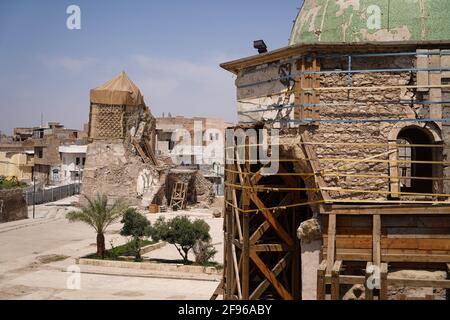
[58,145,87,185]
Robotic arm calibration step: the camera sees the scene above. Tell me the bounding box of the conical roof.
[90,71,145,106]
[290,0,450,45]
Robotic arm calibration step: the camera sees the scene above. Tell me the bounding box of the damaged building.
[81,71,160,207]
[220,0,450,300]
[81,72,215,209]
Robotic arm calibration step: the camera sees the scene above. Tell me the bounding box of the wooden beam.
[251,244,294,252]
[387,277,450,289]
[326,214,337,273]
[373,215,381,266]
[250,252,294,300]
[231,244,242,299]
[380,263,389,300]
[365,262,374,300]
[327,205,450,215]
[248,191,295,246]
[317,260,327,300]
[331,260,343,300]
[249,193,293,245]
[242,213,250,300]
[250,253,291,300]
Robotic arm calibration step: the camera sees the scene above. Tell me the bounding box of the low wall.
[0,188,28,223]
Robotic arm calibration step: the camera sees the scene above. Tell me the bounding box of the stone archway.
[388,122,443,198]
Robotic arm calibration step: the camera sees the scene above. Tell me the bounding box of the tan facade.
[0,147,33,181]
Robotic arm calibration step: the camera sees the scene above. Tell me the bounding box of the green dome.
[290,0,450,45]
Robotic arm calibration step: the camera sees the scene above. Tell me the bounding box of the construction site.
[219,0,450,300]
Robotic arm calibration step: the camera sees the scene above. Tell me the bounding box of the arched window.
[396,127,434,194]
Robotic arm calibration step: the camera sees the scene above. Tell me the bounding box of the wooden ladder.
[170,182,188,210]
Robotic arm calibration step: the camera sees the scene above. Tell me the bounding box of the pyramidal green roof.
[290,0,450,45]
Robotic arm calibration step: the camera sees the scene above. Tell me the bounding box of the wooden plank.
[365,262,374,300]
[250,253,290,300]
[383,254,450,263]
[326,214,337,273]
[373,215,381,266]
[231,189,243,241]
[388,277,450,289]
[338,275,366,285]
[331,260,342,300]
[248,191,295,246]
[317,260,327,300]
[250,193,293,245]
[250,252,294,300]
[416,49,430,92]
[242,213,250,300]
[251,244,293,253]
[328,205,450,215]
[380,263,388,300]
[210,279,224,300]
[329,216,450,228]
[312,53,321,121]
[323,236,450,251]
[231,244,242,299]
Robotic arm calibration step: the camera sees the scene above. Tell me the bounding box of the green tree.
[67,194,128,259]
[151,216,211,264]
[120,208,152,261]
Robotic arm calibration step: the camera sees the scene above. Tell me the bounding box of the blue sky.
[0,0,302,134]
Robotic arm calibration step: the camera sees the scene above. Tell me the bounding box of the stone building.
[81,72,160,207]
[58,144,87,185]
[156,115,231,167]
[0,143,34,181]
[32,123,85,185]
[220,0,450,300]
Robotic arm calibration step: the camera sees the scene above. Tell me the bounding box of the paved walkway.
[0,197,223,300]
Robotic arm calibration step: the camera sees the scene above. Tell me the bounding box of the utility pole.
[32,166,36,219]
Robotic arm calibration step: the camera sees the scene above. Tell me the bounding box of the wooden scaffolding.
[223,131,311,300]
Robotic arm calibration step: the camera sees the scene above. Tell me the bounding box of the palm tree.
[67,194,128,258]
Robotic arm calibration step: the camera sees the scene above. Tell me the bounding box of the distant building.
[13,128,34,142]
[0,143,34,181]
[156,115,232,168]
[32,122,87,185]
[155,115,233,196]
[58,145,87,185]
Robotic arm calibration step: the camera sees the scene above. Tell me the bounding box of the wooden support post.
[326,214,337,273]
[373,215,381,266]
[331,260,343,300]
[446,264,450,301]
[291,211,300,300]
[365,262,374,300]
[242,212,250,300]
[380,263,389,300]
[317,260,327,300]
[250,253,290,300]
[225,207,233,299]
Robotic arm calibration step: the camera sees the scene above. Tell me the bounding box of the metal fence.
[23,183,81,205]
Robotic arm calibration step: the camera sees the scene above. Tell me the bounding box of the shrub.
[120,208,152,261]
[151,216,211,264]
[193,240,217,266]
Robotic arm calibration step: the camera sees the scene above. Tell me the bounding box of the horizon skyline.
[0,0,303,135]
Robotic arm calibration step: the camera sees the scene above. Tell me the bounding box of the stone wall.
[234,50,449,202]
[81,141,160,208]
[0,188,28,223]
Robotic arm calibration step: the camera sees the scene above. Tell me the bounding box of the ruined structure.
[220,0,450,300]
[82,72,160,207]
[0,188,28,223]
